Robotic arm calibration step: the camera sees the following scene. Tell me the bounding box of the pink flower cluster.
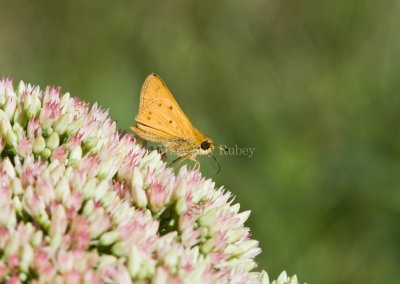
[0,78,300,283]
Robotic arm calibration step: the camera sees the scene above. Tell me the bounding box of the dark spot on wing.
[169,106,173,110]
[147,117,151,120]
[149,111,152,115]
[158,103,162,107]
[169,120,172,124]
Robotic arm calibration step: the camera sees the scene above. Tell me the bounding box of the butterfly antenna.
[211,154,221,175]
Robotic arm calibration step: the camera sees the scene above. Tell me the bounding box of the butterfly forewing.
[135,74,196,141]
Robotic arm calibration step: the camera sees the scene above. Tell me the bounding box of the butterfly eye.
[201,140,210,150]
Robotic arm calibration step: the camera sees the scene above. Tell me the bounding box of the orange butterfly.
[131,73,223,169]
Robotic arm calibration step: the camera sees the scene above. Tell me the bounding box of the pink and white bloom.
[0,77,303,283]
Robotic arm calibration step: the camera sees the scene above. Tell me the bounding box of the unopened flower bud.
[33,136,46,154]
[46,132,60,150]
[53,113,70,135]
[69,146,82,161]
[128,245,141,277]
[40,148,51,160]
[198,208,217,227]
[5,129,17,146]
[4,95,17,119]
[66,117,84,136]
[175,197,187,216]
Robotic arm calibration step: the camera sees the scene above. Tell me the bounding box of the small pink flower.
[22,187,45,217]
[7,255,19,270]
[69,216,91,250]
[27,118,41,140]
[16,134,32,157]
[0,228,10,248]
[36,176,55,205]
[33,249,56,280]
[6,275,21,284]
[147,182,169,212]
[49,204,68,238]
[42,86,61,106]
[88,207,111,238]
[40,100,61,125]
[65,191,84,213]
[51,147,68,162]
[0,261,7,281]
[0,77,14,97]
[64,270,81,284]
[89,103,108,124]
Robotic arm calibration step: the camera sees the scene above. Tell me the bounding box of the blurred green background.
[1,1,400,283]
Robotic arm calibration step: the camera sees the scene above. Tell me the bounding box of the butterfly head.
[199,138,215,155]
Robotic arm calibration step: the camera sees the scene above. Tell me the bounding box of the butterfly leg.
[169,156,182,167]
[168,153,190,168]
[188,156,200,171]
[176,154,192,167]
[169,152,200,171]
[159,147,168,160]
[160,143,178,162]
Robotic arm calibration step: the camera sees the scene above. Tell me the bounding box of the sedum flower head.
[0,77,303,283]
